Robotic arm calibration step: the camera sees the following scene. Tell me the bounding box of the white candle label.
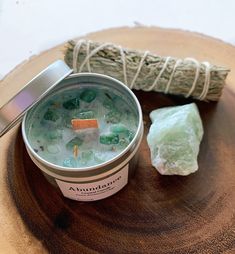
[56,164,129,201]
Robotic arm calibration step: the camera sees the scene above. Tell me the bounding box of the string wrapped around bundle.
[64,40,230,101]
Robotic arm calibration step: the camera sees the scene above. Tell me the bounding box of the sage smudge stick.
[64,40,230,101]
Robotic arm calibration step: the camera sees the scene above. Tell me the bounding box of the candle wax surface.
[27,84,138,168]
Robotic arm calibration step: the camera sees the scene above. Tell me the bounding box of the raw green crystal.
[100,133,119,145]
[80,89,96,103]
[43,109,60,122]
[63,98,80,110]
[147,103,203,176]
[63,157,78,167]
[105,110,122,124]
[66,137,83,150]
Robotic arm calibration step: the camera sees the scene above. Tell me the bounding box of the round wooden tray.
[1,27,235,254]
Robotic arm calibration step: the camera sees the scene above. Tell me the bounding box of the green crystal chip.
[80,151,94,165]
[80,89,96,103]
[103,93,115,109]
[100,133,119,145]
[63,157,78,168]
[103,98,114,109]
[43,109,60,122]
[63,114,72,128]
[110,124,129,134]
[105,110,122,124]
[77,110,95,119]
[81,151,93,160]
[128,131,135,142]
[94,155,105,164]
[46,144,60,154]
[63,98,80,110]
[147,103,204,176]
[44,130,62,140]
[118,137,130,147]
[66,137,83,150]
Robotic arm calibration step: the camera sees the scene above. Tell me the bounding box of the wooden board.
[1,27,235,254]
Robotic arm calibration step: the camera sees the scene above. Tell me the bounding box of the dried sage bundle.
[64,40,230,101]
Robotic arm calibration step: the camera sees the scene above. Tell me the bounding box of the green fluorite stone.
[147,103,203,176]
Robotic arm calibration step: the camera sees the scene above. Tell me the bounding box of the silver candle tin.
[21,72,143,201]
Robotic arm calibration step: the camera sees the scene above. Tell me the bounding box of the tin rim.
[22,73,143,173]
[0,60,72,137]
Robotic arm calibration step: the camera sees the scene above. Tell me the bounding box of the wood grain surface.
[1,27,235,254]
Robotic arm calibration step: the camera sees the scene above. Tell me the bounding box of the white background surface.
[1,0,235,80]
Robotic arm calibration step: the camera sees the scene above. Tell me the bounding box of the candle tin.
[21,72,143,201]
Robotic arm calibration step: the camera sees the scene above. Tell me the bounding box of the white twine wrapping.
[72,40,212,100]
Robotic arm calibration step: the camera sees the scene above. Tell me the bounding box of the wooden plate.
[1,27,235,254]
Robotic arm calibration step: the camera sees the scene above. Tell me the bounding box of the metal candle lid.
[0,60,73,137]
